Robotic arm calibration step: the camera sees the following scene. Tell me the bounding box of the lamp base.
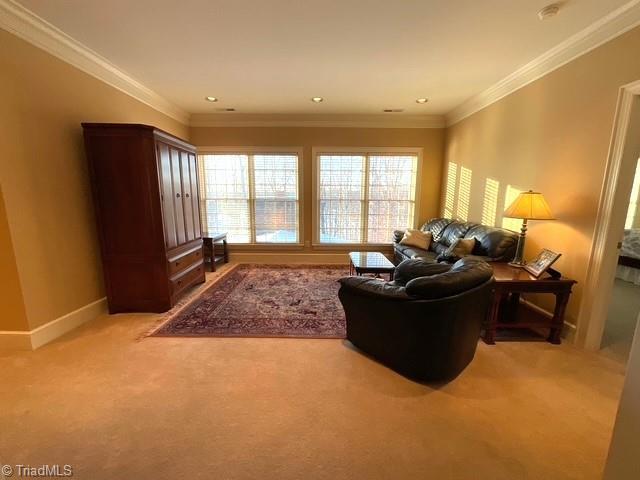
[509,218,528,268]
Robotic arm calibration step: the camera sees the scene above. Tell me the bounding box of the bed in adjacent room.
[617,229,640,285]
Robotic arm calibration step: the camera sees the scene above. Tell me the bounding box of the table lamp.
[503,190,555,267]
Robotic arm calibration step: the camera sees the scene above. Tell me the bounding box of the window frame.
[312,147,423,247]
[197,146,305,246]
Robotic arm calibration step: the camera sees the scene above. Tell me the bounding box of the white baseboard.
[0,297,107,351]
[229,252,351,264]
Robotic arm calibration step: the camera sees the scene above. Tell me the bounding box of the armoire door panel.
[170,147,186,245]
[157,142,178,249]
[189,153,202,238]
[180,150,195,242]
[85,136,159,255]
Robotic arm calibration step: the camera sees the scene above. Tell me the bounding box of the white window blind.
[199,152,300,243]
[317,153,418,244]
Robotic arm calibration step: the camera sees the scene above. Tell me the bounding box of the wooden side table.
[483,263,576,345]
[202,232,229,272]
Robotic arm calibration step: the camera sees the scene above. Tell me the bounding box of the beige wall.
[0,29,188,331]
[443,26,640,326]
[190,126,445,252]
[0,187,29,331]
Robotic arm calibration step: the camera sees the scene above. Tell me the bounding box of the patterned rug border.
[144,263,242,338]
[146,263,349,339]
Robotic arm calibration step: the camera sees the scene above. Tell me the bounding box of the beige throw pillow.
[400,229,432,250]
[446,237,476,257]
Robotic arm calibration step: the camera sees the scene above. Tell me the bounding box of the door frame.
[577,79,640,350]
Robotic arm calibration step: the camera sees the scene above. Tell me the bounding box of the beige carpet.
[0,266,626,480]
[602,278,640,361]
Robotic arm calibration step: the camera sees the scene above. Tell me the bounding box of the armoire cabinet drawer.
[168,248,203,276]
[170,263,205,295]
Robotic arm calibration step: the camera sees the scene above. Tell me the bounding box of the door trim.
[576,79,640,350]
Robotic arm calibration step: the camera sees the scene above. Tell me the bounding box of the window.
[198,150,301,243]
[315,150,420,244]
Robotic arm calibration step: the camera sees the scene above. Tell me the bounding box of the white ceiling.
[16,0,634,115]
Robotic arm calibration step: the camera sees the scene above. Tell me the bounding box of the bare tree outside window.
[318,153,418,244]
[199,152,300,243]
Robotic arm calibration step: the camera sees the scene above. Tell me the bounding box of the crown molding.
[0,0,190,124]
[446,0,640,126]
[189,113,446,129]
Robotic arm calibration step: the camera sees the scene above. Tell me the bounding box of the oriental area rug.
[152,264,348,339]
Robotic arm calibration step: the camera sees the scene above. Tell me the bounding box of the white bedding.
[617,229,640,285]
[620,229,640,259]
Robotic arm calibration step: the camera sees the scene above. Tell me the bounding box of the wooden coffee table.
[349,252,395,280]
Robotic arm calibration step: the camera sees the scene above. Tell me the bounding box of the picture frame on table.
[524,249,562,278]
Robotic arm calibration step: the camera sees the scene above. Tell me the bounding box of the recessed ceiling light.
[205,96,218,102]
[538,3,560,20]
[311,97,324,103]
[416,98,429,104]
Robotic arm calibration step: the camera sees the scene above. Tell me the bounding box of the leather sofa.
[393,218,518,264]
[338,257,495,382]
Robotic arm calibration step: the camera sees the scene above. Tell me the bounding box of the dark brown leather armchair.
[338,258,494,382]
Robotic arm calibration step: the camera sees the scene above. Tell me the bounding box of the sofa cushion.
[431,241,450,256]
[395,244,423,258]
[444,237,476,258]
[436,239,476,263]
[437,221,473,248]
[420,218,453,241]
[465,225,518,261]
[405,258,493,299]
[393,259,452,286]
[414,251,438,261]
[399,229,432,250]
[394,244,437,261]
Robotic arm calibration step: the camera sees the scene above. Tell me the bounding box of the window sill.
[311,243,393,250]
[227,243,305,251]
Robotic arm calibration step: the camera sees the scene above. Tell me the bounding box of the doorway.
[577,80,640,352]
[601,158,640,360]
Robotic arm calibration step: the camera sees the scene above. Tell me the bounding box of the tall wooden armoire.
[82,123,205,313]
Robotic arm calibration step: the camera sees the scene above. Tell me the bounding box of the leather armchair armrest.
[339,277,410,300]
[392,229,406,243]
[393,259,451,286]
